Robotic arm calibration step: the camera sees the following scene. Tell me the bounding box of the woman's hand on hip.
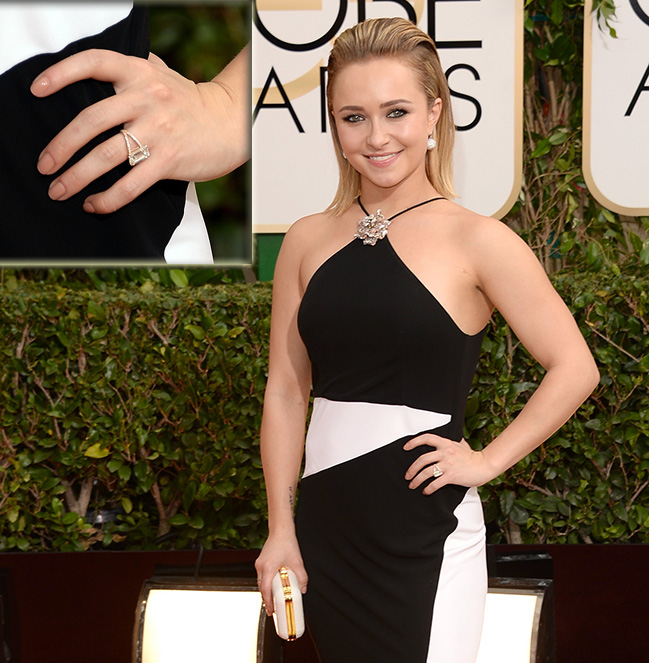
[404,433,493,494]
[254,533,308,617]
[31,47,248,214]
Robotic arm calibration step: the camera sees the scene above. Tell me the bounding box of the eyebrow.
[337,98,414,113]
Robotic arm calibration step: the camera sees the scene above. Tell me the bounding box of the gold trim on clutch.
[279,567,296,641]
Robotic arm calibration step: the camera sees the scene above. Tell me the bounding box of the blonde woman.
[256,17,598,663]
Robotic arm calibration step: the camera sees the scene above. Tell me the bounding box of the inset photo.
[0,1,250,266]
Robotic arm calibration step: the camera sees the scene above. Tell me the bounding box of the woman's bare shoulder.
[444,203,527,251]
[283,211,337,249]
[274,211,339,280]
[444,202,499,229]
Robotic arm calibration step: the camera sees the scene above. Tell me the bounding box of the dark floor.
[1,544,647,663]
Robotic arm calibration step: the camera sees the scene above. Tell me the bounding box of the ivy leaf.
[586,242,602,267]
[510,504,529,525]
[118,465,132,481]
[121,497,133,514]
[548,128,569,145]
[530,138,551,158]
[170,270,189,288]
[87,300,106,321]
[640,241,649,265]
[62,512,80,525]
[133,461,149,483]
[185,325,205,340]
[169,514,189,526]
[183,482,197,511]
[85,443,110,459]
[189,515,205,529]
[499,490,515,517]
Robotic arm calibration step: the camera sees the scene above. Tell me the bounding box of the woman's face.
[330,57,440,194]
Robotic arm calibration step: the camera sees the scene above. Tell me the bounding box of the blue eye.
[387,108,407,118]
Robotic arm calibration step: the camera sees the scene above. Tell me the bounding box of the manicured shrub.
[0,272,646,551]
[0,280,270,551]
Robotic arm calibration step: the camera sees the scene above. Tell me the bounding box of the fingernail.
[48,180,65,200]
[31,76,50,96]
[37,151,55,175]
[83,200,96,214]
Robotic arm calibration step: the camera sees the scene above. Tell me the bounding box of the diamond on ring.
[120,129,150,166]
[432,464,443,478]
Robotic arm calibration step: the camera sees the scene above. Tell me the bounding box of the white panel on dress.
[164,182,214,264]
[0,3,133,75]
[303,397,451,478]
[427,486,487,663]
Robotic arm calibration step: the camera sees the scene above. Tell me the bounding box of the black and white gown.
[0,2,212,262]
[295,235,488,663]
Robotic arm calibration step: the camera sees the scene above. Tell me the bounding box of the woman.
[255,17,598,663]
[0,2,248,262]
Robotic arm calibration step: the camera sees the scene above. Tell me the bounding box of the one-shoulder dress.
[295,235,488,663]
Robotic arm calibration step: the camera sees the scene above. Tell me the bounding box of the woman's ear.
[428,97,442,135]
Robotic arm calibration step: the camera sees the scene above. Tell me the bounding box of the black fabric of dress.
[0,7,187,261]
[295,236,488,663]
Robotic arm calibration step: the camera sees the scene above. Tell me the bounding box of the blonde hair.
[326,17,455,215]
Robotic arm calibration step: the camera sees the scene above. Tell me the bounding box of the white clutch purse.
[271,567,305,641]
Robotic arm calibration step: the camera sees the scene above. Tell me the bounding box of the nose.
[366,119,389,150]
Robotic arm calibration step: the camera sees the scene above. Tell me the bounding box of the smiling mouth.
[366,152,400,162]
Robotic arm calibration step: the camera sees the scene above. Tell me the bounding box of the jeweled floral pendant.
[354,209,391,246]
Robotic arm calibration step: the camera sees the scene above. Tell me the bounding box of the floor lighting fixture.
[133,575,278,663]
[476,577,555,663]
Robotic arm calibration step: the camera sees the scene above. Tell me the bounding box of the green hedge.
[0,281,270,551]
[469,271,649,543]
[0,273,647,551]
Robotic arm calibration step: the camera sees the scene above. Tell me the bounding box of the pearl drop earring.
[427,136,437,150]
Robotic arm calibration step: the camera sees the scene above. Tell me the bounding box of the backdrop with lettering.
[583,0,649,215]
[252,0,523,232]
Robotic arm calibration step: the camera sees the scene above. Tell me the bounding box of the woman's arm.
[254,223,313,614]
[405,218,600,493]
[31,44,250,214]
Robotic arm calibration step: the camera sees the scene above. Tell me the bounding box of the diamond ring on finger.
[120,129,150,166]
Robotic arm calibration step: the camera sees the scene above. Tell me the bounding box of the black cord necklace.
[355,196,445,246]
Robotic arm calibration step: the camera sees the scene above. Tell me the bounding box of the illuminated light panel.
[476,590,542,663]
[137,585,264,663]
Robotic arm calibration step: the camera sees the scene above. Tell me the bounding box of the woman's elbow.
[582,353,600,397]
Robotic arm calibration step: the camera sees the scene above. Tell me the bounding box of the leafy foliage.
[1,270,647,550]
[513,2,648,273]
[0,277,270,551]
[0,267,248,290]
[468,271,649,544]
[1,1,647,553]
